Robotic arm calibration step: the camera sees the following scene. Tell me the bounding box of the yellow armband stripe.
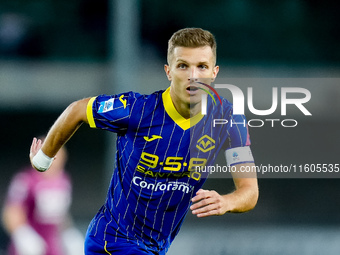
[87,97,96,128]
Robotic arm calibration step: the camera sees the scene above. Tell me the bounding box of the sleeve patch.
[98,98,115,113]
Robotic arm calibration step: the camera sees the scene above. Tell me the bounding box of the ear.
[211,65,219,81]
[164,65,172,81]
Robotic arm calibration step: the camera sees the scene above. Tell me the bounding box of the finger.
[30,138,37,158]
[36,139,42,150]
[35,139,42,152]
[30,138,43,157]
[190,197,216,211]
[196,209,220,218]
[192,198,224,217]
[195,189,205,195]
[191,189,209,203]
[192,203,217,216]
[30,137,37,152]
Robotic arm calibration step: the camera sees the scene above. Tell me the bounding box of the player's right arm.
[30,98,90,171]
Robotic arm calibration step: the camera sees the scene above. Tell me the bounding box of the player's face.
[164,46,219,116]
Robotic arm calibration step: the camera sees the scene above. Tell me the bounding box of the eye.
[177,63,187,69]
[198,64,208,70]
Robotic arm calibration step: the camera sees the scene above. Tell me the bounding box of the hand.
[190,189,227,218]
[29,138,42,168]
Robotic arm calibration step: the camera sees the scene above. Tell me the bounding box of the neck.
[172,100,201,119]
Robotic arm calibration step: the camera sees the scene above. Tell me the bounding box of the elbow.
[227,186,259,214]
[244,186,259,212]
[248,187,259,211]
[236,185,259,213]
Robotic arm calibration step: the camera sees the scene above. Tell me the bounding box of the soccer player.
[3,145,84,255]
[29,28,258,254]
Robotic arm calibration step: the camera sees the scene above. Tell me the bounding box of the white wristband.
[32,149,54,172]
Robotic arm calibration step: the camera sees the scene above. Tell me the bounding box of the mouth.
[186,85,199,92]
[186,85,201,96]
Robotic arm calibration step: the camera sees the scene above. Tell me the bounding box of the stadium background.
[0,1,339,254]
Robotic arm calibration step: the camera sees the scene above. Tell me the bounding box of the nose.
[189,67,198,80]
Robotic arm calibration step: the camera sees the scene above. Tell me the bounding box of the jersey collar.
[162,87,204,130]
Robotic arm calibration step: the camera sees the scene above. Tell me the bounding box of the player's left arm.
[190,162,258,218]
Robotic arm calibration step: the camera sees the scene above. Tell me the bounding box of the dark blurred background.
[1,1,340,254]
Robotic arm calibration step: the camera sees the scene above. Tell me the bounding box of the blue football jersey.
[85,87,252,253]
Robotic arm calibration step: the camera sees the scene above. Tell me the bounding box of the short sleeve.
[227,114,251,149]
[86,92,137,133]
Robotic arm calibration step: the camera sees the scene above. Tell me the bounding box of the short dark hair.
[167,28,217,64]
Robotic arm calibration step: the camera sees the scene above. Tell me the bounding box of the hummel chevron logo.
[144,135,163,142]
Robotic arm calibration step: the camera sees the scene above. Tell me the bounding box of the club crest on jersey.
[196,135,215,153]
[98,98,115,113]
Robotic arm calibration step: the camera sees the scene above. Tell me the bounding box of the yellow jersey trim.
[104,241,112,255]
[162,87,203,130]
[87,97,96,128]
